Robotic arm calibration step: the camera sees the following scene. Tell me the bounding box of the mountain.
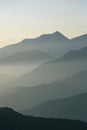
[0,32,87,89]
[11,46,87,87]
[71,34,87,50]
[0,31,70,88]
[0,50,52,65]
[0,32,87,61]
[21,93,87,122]
[58,46,87,61]
[0,71,87,110]
[0,107,86,130]
[0,82,80,110]
[0,31,70,60]
[61,71,87,91]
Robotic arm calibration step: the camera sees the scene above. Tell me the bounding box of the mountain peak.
[37,31,69,41]
[21,31,69,43]
[53,31,61,35]
[52,31,69,40]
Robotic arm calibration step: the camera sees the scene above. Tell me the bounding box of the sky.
[0,0,87,47]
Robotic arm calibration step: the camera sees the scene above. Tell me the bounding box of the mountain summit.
[36,31,69,41]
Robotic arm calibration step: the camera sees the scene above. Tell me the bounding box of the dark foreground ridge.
[0,107,87,130]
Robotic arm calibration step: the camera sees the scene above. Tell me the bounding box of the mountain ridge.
[21,93,87,122]
[0,50,52,65]
[0,107,87,130]
[0,70,87,110]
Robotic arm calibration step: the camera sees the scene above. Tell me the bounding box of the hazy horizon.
[0,0,87,47]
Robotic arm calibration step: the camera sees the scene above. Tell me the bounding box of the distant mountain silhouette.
[0,32,86,93]
[35,31,69,42]
[0,50,52,65]
[0,32,70,60]
[0,107,87,130]
[71,34,87,49]
[0,32,87,90]
[0,71,87,110]
[21,93,87,122]
[0,32,87,61]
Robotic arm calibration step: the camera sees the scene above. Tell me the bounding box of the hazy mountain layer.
[0,32,87,89]
[58,46,87,61]
[0,71,87,110]
[0,50,52,65]
[11,46,87,87]
[71,34,87,50]
[0,32,70,59]
[21,93,87,122]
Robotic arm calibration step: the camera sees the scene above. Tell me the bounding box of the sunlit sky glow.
[0,0,87,47]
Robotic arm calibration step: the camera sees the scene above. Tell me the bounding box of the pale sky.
[0,0,87,47]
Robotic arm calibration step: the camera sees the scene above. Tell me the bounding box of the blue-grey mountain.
[21,93,87,122]
[11,46,87,87]
[0,71,87,110]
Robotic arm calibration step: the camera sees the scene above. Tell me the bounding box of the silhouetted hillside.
[0,107,87,130]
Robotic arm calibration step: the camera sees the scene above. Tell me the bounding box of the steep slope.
[0,107,86,130]
[21,93,87,122]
